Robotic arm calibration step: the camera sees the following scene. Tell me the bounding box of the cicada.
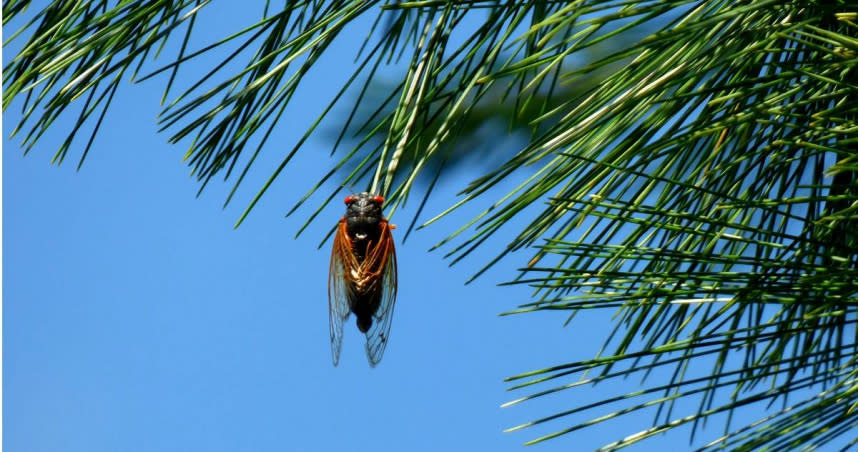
[328,192,398,367]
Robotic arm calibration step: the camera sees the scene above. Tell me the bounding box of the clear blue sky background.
[4,3,838,452]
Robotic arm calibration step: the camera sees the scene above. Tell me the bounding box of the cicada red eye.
[373,195,385,204]
[344,195,355,204]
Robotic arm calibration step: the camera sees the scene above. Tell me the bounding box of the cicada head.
[344,192,384,216]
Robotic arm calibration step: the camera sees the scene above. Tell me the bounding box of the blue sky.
[4,3,846,452]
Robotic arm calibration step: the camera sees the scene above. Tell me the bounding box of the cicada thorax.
[345,212,383,260]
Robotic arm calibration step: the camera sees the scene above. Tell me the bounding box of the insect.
[328,192,398,366]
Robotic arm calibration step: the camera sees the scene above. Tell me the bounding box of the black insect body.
[328,193,398,367]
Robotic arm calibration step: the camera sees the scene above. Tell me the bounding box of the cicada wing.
[328,219,355,366]
[364,220,398,367]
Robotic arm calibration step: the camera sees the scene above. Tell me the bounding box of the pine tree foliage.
[5,1,858,449]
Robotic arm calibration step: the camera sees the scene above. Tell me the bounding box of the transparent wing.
[364,220,398,367]
[328,219,355,366]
